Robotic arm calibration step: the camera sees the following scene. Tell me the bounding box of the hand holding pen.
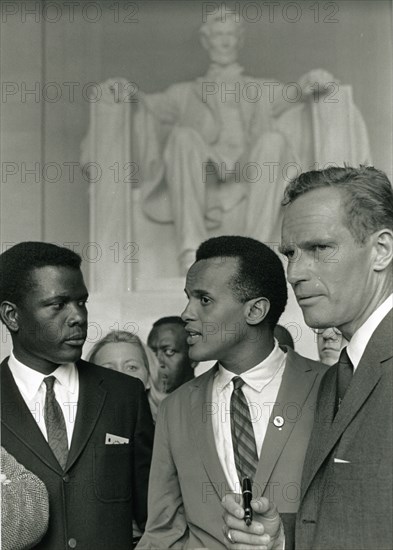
[242,477,253,526]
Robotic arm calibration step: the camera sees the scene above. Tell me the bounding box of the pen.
[242,477,253,526]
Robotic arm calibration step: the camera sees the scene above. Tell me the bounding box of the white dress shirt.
[212,340,286,492]
[8,352,79,447]
[348,293,393,371]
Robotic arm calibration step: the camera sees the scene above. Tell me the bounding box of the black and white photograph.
[1,1,392,548]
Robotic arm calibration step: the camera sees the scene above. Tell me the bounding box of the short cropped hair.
[283,166,393,244]
[152,316,185,329]
[88,330,150,373]
[148,316,186,347]
[0,241,82,305]
[195,236,287,328]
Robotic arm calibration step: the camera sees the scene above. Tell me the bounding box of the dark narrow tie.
[43,376,69,469]
[337,347,354,408]
[230,376,259,482]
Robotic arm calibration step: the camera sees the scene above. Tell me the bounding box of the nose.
[112,361,122,373]
[286,249,309,287]
[67,302,87,326]
[181,299,197,323]
[156,349,167,367]
[322,329,338,341]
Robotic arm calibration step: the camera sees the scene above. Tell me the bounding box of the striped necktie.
[230,376,258,482]
[43,376,69,469]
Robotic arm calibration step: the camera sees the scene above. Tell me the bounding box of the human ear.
[372,229,393,272]
[245,297,270,325]
[0,301,19,333]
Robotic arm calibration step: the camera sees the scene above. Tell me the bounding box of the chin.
[323,357,338,366]
[62,349,83,363]
[188,348,210,363]
[211,54,236,65]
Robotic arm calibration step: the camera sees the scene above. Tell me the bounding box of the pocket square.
[334,458,351,463]
[105,433,129,445]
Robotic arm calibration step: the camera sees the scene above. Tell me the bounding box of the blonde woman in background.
[88,330,165,422]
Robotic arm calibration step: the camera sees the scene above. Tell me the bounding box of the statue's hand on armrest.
[100,77,141,105]
[298,69,339,99]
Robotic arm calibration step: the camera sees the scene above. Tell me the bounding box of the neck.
[220,332,275,374]
[207,61,242,72]
[12,348,60,376]
[340,285,392,341]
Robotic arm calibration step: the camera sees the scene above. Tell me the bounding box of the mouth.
[185,328,202,346]
[322,346,339,353]
[64,335,86,346]
[296,295,322,305]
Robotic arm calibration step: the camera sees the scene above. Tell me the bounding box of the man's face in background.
[148,323,193,393]
[316,327,348,366]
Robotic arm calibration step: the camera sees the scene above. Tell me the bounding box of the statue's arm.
[270,69,338,117]
[95,77,182,125]
[138,85,183,125]
[297,68,338,99]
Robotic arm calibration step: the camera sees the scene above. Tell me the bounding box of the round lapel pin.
[273,415,284,429]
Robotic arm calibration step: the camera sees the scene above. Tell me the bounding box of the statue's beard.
[208,50,238,66]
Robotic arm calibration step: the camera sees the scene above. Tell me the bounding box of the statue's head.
[200,10,244,66]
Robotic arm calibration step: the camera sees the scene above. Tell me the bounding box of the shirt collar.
[215,340,286,393]
[8,351,78,400]
[347,293,393,368]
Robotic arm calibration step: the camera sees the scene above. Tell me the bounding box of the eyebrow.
[280,239,334,253]
[41,292,89,305]
[185,288,211,297]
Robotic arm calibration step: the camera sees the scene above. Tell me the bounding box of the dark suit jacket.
[138,348,328,549]
[1,358,154,550]
[296,309,393,550]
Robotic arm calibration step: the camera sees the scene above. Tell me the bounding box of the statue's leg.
[243,131,297,249]
[164,127,210,274]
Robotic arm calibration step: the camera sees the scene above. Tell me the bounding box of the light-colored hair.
[283,166,393,244]
[88,330,149,373]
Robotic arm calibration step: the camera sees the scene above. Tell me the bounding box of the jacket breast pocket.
[93,443,133,502]
[333,460,381,480]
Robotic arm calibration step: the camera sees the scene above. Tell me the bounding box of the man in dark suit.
[138,236,327,549]
[223,166,393,549]
[0,242,154,549]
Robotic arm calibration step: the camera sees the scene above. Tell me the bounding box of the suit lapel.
[300,366,337,497]
[301,309,393,497]
[190,364,229,500]
[66,360,107,471]
[1,358,63,474]
[254,349,320,494]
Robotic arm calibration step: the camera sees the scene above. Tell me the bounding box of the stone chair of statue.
[81,16,371,293]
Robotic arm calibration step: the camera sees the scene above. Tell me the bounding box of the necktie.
[43,376,69,469]
[230,376,258,482]
[337,347,354,408]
